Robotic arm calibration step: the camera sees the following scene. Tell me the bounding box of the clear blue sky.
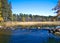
[9,0,58,16]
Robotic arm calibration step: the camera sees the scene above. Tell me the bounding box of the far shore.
[0,21,59,27]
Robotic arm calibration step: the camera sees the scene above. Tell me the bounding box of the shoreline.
[1,21,60,27]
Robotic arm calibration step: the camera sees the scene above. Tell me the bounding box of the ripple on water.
[0,29,60,43]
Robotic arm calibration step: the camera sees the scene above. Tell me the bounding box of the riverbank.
[1,21,60,27]
[0,26,60,37]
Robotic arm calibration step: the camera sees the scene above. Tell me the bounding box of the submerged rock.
[54,32,60,37]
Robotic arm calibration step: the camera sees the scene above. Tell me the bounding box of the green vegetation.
[12,13,55,22]
[0,0,12,21]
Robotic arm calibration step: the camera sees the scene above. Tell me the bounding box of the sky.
[9,0,58,16]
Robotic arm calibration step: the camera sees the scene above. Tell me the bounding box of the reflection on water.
[0,28,60,43]
[0,34,11,43]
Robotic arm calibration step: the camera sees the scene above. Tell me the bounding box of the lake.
[0,28,60,43]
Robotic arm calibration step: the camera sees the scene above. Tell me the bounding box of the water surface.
[0,28,60,43]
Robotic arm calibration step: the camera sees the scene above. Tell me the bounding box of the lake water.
[0,28,60,43]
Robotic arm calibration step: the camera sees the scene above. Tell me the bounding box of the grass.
[0,22,5,26]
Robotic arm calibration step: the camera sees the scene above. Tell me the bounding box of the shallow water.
[0,29,60,43]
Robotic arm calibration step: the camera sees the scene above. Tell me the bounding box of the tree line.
[12,13,55,22]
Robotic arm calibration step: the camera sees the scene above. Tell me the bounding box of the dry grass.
[4,21,60,27]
